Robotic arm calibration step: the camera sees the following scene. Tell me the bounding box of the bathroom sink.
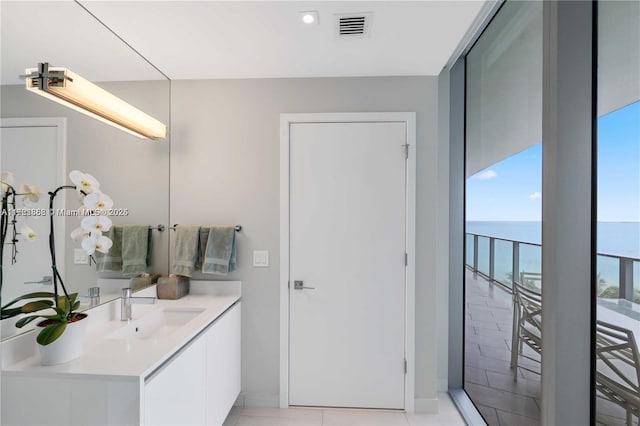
[106,308,205,341]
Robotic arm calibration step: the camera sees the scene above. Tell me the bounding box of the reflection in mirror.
[0,1,170,340]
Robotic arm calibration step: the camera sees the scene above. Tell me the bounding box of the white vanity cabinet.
[144,302,241,425]
[204,300,242,425]
[144,332,207,424]
[1,282,242,426]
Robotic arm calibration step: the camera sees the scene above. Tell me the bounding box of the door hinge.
[288,281,290,289]
[404,359,407,374]
[404,252,408,266]
[403,144,410,159]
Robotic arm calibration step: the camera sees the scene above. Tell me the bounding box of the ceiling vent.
[336,13,372,38]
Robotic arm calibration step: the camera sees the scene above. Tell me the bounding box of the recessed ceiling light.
[300,11,318,25]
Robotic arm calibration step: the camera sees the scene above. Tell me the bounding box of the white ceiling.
[1,1,488,83]
[0,1,163,84]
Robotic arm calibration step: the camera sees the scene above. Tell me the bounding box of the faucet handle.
[121,287,132,298]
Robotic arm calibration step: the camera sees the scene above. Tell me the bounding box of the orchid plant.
[0,171,41,295]
[1,170,114,345]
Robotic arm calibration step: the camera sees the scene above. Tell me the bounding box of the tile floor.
[464,270,630,426]
[223,393,466,426]
[464,270,541,426]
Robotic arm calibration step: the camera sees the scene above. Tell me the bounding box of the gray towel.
[122,225,150,276]
[202,226,236,275]
[172,226,200,277]
[94,226,122,272]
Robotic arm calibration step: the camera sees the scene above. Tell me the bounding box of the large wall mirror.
[0,1,170,340]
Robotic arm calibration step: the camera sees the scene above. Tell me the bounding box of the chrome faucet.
[88,286,101,307]
[121,287,156,321]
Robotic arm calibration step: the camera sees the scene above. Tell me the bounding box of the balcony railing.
[465,232,640,302]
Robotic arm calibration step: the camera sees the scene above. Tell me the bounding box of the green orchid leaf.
[52,307,67,317]
[72,301,80,311]
[37,322,67,346]
[57,295,69,313]
[15,313,64,328]
[1,307,24,319]
[1,292,55,310]
[15,315,42,328]
[57,293,79,315]
[20,300,54,313]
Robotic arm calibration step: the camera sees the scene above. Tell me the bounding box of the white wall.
[170,76,442,409]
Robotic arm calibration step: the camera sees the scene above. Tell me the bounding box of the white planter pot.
[38,314,88,366]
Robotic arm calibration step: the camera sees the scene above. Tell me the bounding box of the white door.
[0,123,61,304]
[289,121,407,409]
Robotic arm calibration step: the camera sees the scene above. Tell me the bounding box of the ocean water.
[465,221,640,287]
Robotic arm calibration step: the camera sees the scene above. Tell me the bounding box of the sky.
[466,100,640,222]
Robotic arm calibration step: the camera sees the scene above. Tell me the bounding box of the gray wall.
[0,81,170,299]
[170,76,442,407]
[436,67,451,392]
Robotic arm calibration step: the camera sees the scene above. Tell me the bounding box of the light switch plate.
[74,248,89,265]
[253,250,269,267]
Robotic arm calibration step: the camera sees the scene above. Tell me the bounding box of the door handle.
[294,280,315,290]
[25,275,52,285]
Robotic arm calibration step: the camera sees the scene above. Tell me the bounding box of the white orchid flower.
[69,170,100,195]
[81,234,113,255]
[83,191,113,211]
[70,226,90,242]
[1,171,14,184]
[18,183,41,204]
[80,215,112,234]
[19,225,37,242]
[1,171,14,196]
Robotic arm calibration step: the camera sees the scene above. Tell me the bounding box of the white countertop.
[2,281,241,381]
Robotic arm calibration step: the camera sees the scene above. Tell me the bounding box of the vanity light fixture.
[25,63,166,140]
[300,11,318,25]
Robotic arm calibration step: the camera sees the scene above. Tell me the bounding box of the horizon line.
[466,220,640,223]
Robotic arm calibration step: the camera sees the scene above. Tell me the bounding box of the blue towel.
[202,226,236,275]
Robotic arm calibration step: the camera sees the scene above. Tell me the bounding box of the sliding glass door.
[464,2,542,425]
[594,1,640,424]
[454,1,639,423]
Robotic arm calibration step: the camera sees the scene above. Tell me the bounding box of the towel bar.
[169,224,242,232]
[149,225,166,232]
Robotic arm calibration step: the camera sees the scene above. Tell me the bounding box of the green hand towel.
[122,225,150,276]
[202,226,236,275]
[172,225,200,277]
[94,226,122,272]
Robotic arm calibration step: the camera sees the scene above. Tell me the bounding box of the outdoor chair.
[511,280,542,381]
[595,320,640,426]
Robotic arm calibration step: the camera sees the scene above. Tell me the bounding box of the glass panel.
[596,255,620,299]
[519,243,542,277]
[634,261,640,303]
[464,1,542,423]
[477,236,490,276]
[466,234,475,267]
[596,1,640,423]
[494,239,513,287]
